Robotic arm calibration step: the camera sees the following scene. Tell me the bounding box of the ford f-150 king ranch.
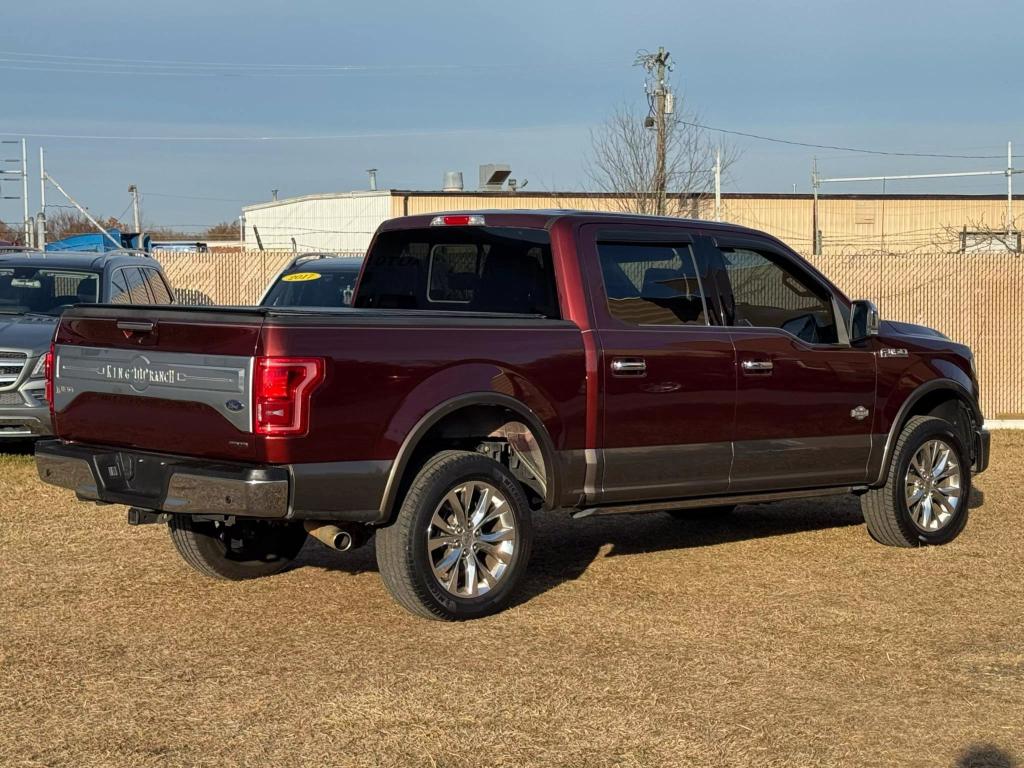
[35,211,990,620]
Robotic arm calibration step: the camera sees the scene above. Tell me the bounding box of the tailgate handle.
[117,320,155,333]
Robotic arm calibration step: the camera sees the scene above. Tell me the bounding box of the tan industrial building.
[242,189,1023,256]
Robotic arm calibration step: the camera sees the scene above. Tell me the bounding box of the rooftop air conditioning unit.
[479,164,511,192]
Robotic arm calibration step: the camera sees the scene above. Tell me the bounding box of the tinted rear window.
[262,265,361,308]
[354,227,559,318]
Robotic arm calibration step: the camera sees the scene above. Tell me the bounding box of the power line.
[143,192,257,203]
[0,124,578,142]
[682,120,1017,160]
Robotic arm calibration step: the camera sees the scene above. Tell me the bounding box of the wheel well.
[901,388,977,455]
[386,404,552,522]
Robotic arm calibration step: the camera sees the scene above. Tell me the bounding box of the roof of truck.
[0,249,159,271]
[380,209,771,238]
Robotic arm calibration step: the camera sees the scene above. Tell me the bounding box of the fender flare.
[377,392,561,520]
[872,378,982,486]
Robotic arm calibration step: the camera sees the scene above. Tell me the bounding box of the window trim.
[711,235,850,347]
[595,238,712,329]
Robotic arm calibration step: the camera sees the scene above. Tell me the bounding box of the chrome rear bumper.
[35,440,289,518]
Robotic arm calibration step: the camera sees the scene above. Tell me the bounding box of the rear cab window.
[355,227,560,318]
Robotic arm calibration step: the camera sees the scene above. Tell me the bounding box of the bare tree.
[586,99,738,218]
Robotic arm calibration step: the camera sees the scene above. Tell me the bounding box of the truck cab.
[34,212,988,619]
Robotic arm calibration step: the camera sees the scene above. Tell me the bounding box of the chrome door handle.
[741,359,774,373]
[611,358,647,376]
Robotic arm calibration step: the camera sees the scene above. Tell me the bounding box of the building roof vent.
[442,171,464,192]
[479,164,511,192]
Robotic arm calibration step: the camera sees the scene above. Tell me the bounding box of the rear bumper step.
[35,440,289,518]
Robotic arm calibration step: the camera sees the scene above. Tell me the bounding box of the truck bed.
[51,304,587,467]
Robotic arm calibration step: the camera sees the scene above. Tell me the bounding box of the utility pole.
[811,157,821,256]
[1007,140,1014,239]
[637,47,672,216]
[37,147,46,248]
[128,184,142,233]
[714,146,722,221]
[21,139,31,247]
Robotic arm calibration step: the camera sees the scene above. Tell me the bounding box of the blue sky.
[1,0,1021,231]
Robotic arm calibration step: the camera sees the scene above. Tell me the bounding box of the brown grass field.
[1,435,1022,768]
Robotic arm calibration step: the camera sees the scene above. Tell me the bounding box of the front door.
[710,236,876,492]
[580,224,736,504]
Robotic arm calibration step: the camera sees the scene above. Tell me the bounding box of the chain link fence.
[154,247,1023,418]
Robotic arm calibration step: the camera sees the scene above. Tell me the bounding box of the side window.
[142,268,173,304]
[597,242,708,326]
[719,247,838,344]
[122,268,151,304]
[109,269,131,305]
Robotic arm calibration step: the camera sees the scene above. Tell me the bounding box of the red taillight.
[44,344,54,410]
[429,214,486,227]
[253,356,324,436]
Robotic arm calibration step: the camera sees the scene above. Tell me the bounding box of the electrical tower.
[1,139,30,246]
[636,47,673,216]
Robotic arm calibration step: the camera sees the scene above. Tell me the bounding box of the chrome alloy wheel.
[905,438,962,532]
[426,481,518,597]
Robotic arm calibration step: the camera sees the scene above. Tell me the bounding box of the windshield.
[262,266,361,308]
[0,267,101,315]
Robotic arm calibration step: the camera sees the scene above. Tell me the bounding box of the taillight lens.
[253,357,324,436]
[44,344,55,409]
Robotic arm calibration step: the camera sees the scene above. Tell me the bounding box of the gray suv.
[0,249,174,438]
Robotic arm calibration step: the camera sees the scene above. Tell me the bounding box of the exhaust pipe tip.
[304,521,364,552]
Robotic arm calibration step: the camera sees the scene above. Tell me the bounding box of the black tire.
[667,505,736,519]
[168,515,308,580]
[376,450,534,620]
[861,415,971,547]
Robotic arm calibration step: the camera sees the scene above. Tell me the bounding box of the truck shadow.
[515,495,865,605]
[295,494,867,600]
[954,743,1020,768]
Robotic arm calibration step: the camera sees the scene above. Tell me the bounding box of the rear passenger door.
[706,234,876,491]
[581,224,736,503]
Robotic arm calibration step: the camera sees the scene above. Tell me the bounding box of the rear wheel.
[861,415,970,547]
[376,450,534,620]
[168,516,308,580]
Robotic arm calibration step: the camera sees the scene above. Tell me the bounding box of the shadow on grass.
[0,438,37,457]
[955,743,1020,768]
[295,494,866,605]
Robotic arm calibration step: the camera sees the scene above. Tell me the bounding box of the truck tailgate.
[52,306,265,462]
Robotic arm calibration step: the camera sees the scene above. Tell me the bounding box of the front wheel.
[861,415,971,547]
[168,516,308,580]
[376,450,534,620]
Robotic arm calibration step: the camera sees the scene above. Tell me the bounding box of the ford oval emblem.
[225,399,245,412]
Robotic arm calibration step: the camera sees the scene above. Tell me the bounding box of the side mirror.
[850,300,880,342]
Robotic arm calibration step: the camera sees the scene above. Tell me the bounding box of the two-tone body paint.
[47,211,985,523]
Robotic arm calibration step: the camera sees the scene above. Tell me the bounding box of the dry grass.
[1,435,1022,768]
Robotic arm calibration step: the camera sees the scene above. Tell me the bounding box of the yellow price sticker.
[281,272,322,282]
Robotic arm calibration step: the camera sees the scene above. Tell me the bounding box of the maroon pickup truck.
[35,211,990,619]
